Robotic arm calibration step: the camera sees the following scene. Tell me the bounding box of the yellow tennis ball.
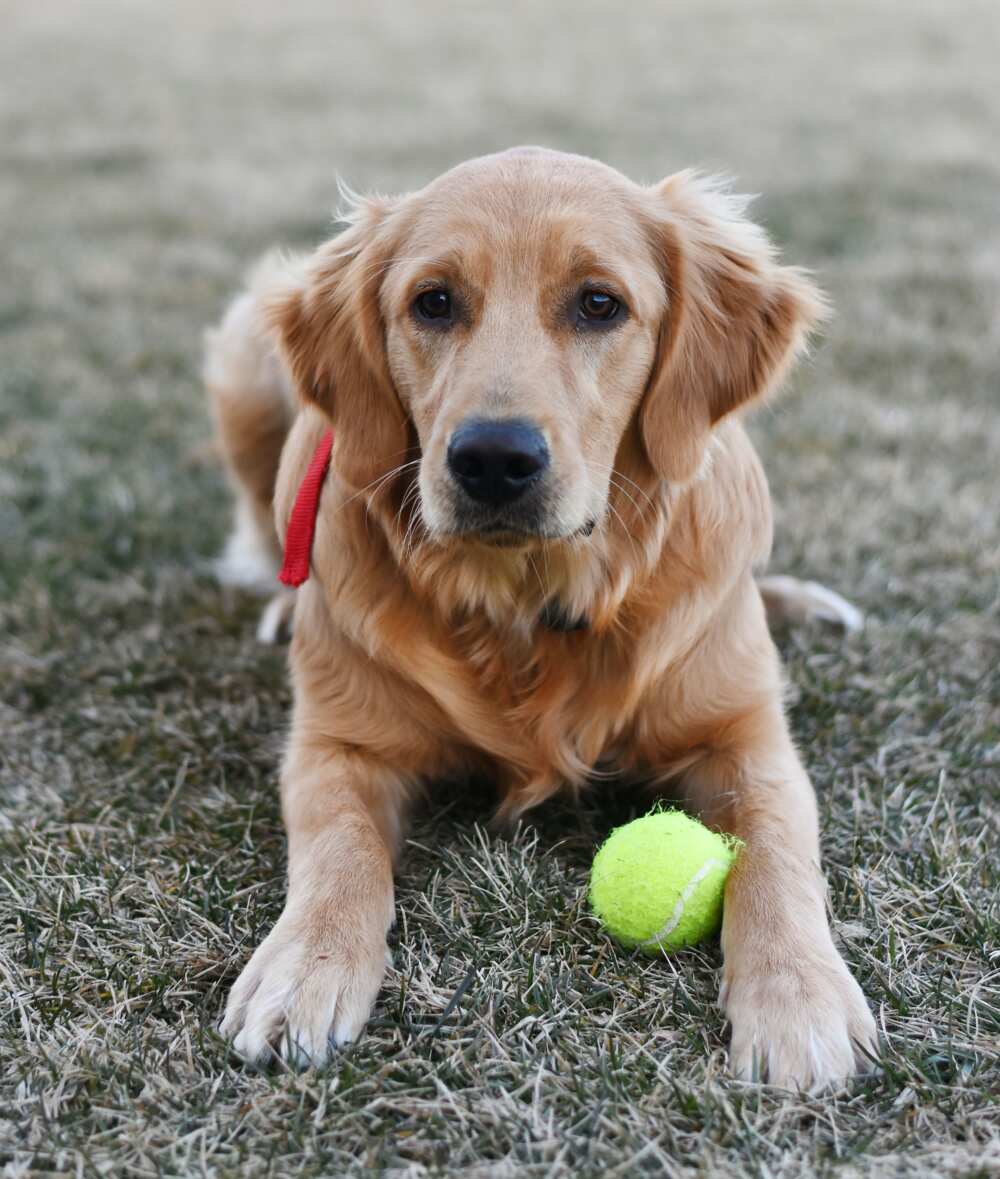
[589,810,739,954]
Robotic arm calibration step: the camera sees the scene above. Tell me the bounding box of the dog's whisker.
[609,476,654,517]
[581,459,657,517]
[391,479,424,538]
[607,468,657,510]
[361,460,422,524]
[335,455,421,516]
[602,499,642,566]
[606,476,647,523]
[526,553,547,605]
[398,493,428,560]
[366,458,421,500]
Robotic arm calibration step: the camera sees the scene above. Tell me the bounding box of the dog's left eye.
[578,289,621,324]
[414,289,453,323]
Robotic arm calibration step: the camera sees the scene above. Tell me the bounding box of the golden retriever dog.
[205,147,875,1088]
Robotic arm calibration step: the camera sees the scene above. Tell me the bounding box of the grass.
[1,0,998,1174]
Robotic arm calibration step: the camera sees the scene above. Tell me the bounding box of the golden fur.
[206,148,875,1087]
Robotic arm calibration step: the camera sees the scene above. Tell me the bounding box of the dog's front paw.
[220,914,390,1068]
[721,951,877,1090]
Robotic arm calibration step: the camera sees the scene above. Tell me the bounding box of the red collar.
[278,430,334,587]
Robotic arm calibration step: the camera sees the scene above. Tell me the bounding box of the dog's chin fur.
[459,531,558,551]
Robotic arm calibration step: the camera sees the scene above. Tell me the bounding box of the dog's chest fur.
[440,603,660,811]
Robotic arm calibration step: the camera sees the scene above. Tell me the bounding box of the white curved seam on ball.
[637,858,728,949]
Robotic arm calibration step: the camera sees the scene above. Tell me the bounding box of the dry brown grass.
[1,1,998,1175]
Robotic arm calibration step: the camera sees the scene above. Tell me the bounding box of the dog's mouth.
[450,517,597,548]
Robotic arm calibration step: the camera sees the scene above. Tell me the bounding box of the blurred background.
[1,2,997,1175]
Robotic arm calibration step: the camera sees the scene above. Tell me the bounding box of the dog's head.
[270,148,825,550]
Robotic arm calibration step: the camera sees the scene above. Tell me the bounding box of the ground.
[1,1,998,1175]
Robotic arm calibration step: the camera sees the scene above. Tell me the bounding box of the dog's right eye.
[414,289,453,323]
[577,289,622,325]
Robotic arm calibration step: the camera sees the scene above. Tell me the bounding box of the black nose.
[447,418,550,505]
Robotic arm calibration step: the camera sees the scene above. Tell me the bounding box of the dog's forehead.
[399,149,654,270]
[425,146,635,203]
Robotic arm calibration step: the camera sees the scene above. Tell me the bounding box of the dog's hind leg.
[204,254,300,596]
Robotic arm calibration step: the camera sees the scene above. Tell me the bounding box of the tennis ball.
[589,810,739,954]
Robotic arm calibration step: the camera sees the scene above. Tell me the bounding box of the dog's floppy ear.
[640,172,828,484]
[266,194,409,491]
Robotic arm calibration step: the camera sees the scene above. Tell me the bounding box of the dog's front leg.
[682,706,877,1089]
[221,746,401,1068]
